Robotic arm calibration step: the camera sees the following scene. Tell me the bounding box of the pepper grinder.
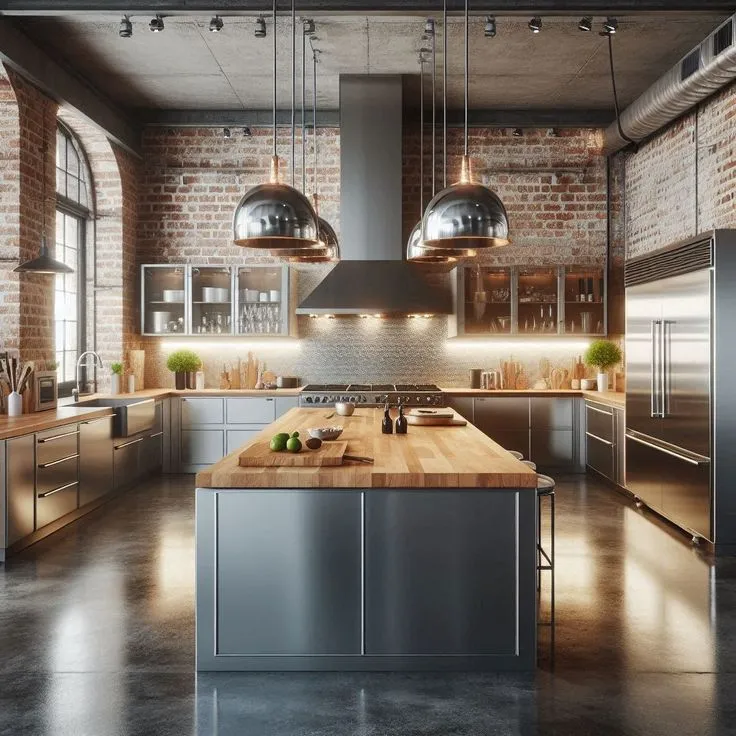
[395,403,407,434]
[381,402,393,434]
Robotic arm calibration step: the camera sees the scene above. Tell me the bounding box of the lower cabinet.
[473,397,531,459]
[79,415,114,506]
[585,400,624,485]
[113,437,144,491]
[36,481,79,528]
[226,429,262,455]
[5,435,36,546]
[181,429,225,468]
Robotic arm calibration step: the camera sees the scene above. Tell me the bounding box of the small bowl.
[581,379,597,390]
[335,402,356,416]
[308,426,344,441]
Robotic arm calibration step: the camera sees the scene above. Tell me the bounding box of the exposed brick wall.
[621,80,736,258]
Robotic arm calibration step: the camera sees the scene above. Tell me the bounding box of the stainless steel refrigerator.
[625,230,736,551]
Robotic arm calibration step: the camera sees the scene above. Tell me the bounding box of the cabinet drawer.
[181,398,224,426]
[226,428,262,454]
[113,437,144,491]
[36,425,79,465]
[531,398,574,430]
[585,402,615,444]
[586,432,615,482]
[485,429,530,459]
[36,482,79,528]
[531,430,574,469]
[182,429,224,466]
[474,398,529,431]
[36,453,79,496]
[226,398,276,425]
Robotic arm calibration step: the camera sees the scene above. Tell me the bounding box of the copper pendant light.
[421,0,509,250]
[232,0,319,250]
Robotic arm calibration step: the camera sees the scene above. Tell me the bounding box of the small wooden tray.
[238,440,349,467]
[406,415,468,426]
[406,408,455,418]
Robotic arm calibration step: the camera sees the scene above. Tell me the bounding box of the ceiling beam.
[0,0,732,13]
[0,18,141,155]
[141,108,614,129]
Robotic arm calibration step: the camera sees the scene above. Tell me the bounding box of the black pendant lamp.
[15,130,73,275]
[408,5,475,264]
[232,0,319,250]
[421,0,509,250]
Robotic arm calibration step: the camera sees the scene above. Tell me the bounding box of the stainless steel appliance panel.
[113,437,144,491]
[36,483,79,528]
[79,416,114,506]
[36,426,79,466]
[586,432,615,482]
[6,435,35,545]
[36,454,79,497]
[215,490,362,656]
[119,399,157,437]
[531,430,575,469]
[365,490,520,656]
[586,402,615,444]
[625,433,663,512]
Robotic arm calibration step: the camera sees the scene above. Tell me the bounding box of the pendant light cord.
[443,0,447,189]
[272,0,277,160]
[607,33,636,147]
[291,0,296,186]
[301,22,306,192]
[419,53,425,217]
[313,46,318,207]
[431,26,436,197]
[463,0,468,156]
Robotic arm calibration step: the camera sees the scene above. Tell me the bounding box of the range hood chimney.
[297,75,452,315]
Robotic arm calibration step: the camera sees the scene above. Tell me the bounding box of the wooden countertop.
[67,387,303,403]
[441,387,626,409]
[196,407,538,490]
[0,405,114,441]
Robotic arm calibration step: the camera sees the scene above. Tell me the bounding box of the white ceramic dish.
[308,426,344,441]
[335,402,356,416]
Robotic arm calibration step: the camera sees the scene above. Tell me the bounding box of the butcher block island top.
[196,406,537,489]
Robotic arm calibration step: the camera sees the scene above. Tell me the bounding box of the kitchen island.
[195,407,538,672]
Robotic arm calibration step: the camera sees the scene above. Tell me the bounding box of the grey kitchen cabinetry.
[5,434,36,546]
[473,397,530,460]
[79,415,114,507]
[585,400,625,485]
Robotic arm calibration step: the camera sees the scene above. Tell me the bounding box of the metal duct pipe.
[604,14,736,155]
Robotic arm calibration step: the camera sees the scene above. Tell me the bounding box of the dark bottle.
[382,403,393,434]
[396,403,408,434]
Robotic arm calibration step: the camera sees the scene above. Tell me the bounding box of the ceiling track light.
[528,16,542,34]
[424,17,435,39]
[223,128,231,139]
[302,18,315,35]
[209,15,223,33]
[601,17,618,35]
[512,128,523,137]
[484,16,496,38]
[149,14,164,33]
[119,15,132,38]
[255,16,267,38]
[243,127,252,137]
[578,16,593,32]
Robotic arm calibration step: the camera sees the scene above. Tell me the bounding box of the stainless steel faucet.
[72,351,104,401]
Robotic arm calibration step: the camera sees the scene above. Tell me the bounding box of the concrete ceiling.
[14,13,728,115]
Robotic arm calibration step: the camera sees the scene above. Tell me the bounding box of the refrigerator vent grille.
[625,240,713,286]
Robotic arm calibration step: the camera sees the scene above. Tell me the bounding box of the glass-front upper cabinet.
[141,265,187,336]
[191,267,233,335]
[517,268,560,335]
[563,266,606,335]
[236,266,292,336]
[462,266,512,335]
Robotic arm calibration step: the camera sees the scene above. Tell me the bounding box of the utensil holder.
[7,391,22,417]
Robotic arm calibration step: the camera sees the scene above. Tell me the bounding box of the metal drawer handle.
[38,480,78,498]
[38,453,79,469]
[149,431,164,439]
[586,404,613,417]
[626,432,709,466]
[114,437,145,450]
[38,430,79,443]
[82,416,112,425]
[585,431,613,447]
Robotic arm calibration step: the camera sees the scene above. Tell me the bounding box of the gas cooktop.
[300,383,444,407]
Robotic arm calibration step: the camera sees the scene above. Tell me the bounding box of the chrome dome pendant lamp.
[232,0,319,250]
[408,4,475,264]
[421,0,510,250]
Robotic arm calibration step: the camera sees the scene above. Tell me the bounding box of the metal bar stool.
[509,450,524,460]
[536,473,555,631]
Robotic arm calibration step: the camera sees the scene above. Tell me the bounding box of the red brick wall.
[621,81,736,258]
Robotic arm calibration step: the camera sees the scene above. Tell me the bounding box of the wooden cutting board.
[239,440,349,467]
[406,414,468,426]
[407,408,455,419]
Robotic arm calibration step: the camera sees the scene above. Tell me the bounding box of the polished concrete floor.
[1,473,735,735]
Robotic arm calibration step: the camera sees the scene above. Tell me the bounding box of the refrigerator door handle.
[662,320,673,418]
[650,320,662,418]
[626,431,710,466]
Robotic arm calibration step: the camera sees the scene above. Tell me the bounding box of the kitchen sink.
[77,397,156,437]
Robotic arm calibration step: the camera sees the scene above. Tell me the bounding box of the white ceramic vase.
[127,374,136,393]
[596,372,609,392]
[111,373,121,395]
[7,391,22,417]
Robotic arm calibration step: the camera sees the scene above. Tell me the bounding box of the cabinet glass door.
[463,267,512,335]
[517,268,559,335]
[563,266,605,335]
[142,265,186,335]
[191,267,233,335]
[236,267,285,335]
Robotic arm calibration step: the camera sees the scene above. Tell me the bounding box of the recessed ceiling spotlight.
[424,18,435,38]
[484,16,496,38]
[149,14,164,33]
[209,15,223,33]
[512,128,523,137]
[243,127,252,137]
[119,15,132,38]
[303,18,315,35]
[255,16,267,38]
[223,128,231,139]
[601,17,618,35]
[528,16,542,34]
[578,16,593,32]
[548,127,559,137]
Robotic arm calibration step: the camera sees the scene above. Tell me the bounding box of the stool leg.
[550,491,556,649]
[537,494,542,593]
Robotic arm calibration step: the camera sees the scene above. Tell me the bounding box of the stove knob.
[425,395,434,403]
[361,395,368,403]
[306,396,313,403]
[322,396,329,403]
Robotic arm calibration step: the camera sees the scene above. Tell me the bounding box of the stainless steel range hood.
[297,75,452,316]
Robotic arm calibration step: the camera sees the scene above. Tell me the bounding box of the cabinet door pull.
[114,437,145,450]
[82,416,112,425]
[586,404,613,416]
[38,480,78,498]
[626,432,709,466]
[585,431,613,447]
[38,453,79,469]
[38,429,80,443]
[149,431,164,439]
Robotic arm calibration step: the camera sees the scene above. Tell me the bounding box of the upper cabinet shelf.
[140,265,296,337]
[449,264,607,338]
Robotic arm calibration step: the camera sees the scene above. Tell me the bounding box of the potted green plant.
[110,361,124,395]
[584,339,622,392]
[166,349,201,390]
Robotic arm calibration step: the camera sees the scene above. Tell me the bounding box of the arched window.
[55,123,92,394]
